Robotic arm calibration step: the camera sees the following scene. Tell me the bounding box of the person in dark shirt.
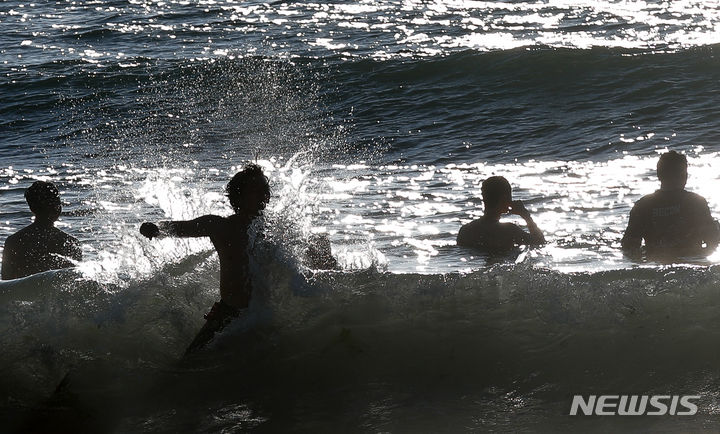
[140,164,271,354]
[1,181,82,280]
[457,176,545,253]
[621,151,719,260]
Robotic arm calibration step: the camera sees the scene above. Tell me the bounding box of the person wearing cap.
[621,150,720,260]
[457,176,545,253]
[1,181,82,280]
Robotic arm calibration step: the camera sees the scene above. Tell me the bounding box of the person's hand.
[140,222,160,239]
[509,200,530,218]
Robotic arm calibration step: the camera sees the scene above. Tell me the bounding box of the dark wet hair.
[481,176,512,209]
[25,181,62,218]
[657,151,687,181]
[226,164,270,212]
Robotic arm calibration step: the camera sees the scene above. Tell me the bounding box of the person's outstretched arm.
[510,200,545,245]
[140,215,223,239]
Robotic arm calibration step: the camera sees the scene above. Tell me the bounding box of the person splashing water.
[140,164,271,354]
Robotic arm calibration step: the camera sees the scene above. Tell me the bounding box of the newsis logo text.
[570,395,700,416]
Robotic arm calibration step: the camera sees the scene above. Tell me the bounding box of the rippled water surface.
[4,1,720,432]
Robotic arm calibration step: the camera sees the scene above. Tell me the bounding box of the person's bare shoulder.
[457,218,484,246]
[219,214,255,236]
[498,222,524,233]
[458,218,483,233]
[197,214,226,223]
[498,222,528,242]
[194,214,228,231]
[4,230,19,246]
[226,213,252,226]
[5,225,34,247]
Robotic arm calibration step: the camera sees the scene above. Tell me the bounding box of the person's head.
[25,181,62,222]
[481,176,512,213]
[657,151,687,190]
[226,164,271,216]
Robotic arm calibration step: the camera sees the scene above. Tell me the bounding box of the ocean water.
[3,0,720,432]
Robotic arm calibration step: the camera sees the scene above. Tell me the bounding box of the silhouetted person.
[305,234,339,270]
[140,164,271,354]
[1,181,82,280]
[621,151,719,260]
[457,176,545,253]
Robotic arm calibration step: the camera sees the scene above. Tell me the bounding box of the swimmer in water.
[140,164,270,354]
[2,181,82,280]
[456,176,545,254]
[621,150,719,261]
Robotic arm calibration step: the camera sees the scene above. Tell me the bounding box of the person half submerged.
[621,150,719,261]
[1,181,82,280]
[305,234,339,270]
[140,164,271,354]
[457,176,545,254]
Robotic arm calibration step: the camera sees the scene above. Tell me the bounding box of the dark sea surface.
[2,1,720,432]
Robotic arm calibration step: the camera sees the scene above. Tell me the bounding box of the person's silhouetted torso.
[621,151,719,260]
[139,164,272,354]
[457,217,532,253]
[623,189,717,258]
[456,176,545,255]
[2,221,81,279]
[2,181,82,280]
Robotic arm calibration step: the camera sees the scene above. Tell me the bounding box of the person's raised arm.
[140,215,223,239]
[510,200,545,245]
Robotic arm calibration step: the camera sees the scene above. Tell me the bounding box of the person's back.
[457,176,545,254]
[628,190,715,256]
[3,224,80,279]
[2,181,81,280]
[457,217,531,253]
[622,151,719,259]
